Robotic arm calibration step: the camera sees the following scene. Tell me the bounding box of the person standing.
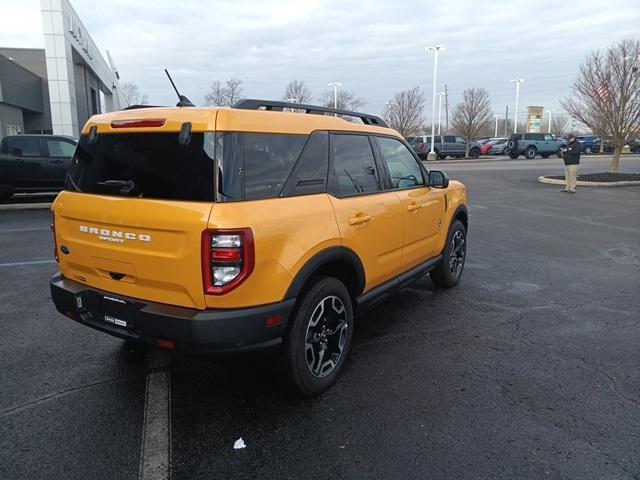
[562,134,581,193]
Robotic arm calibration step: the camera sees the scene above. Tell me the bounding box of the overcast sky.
[2,0,639,122]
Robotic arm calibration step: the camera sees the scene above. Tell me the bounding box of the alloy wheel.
[449,230,466,278]
[305,296,348,378]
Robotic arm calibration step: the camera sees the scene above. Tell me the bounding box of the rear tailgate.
[54,192,212,309]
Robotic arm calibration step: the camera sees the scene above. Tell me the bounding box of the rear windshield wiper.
[65,173,82,192]
[96,179,139,196]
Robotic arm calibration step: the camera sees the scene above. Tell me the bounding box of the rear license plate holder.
[100,295,134,329]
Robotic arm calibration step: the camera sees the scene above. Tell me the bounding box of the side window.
[544,134,554,141]
[10,138,41,157]
[281,131,329,197]
[374,137,424,189]
[242,134,307,200]
[444,136,456,143]
[455,136,466,144]
[329,134,381,196]
[47,139,76,157]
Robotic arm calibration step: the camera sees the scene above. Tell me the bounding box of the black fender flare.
[452,204,469,231]
[284,247,366,300]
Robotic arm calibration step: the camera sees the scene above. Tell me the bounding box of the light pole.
[493,114,500,138]
[437,91,445,134]
[328,82,342,113]
[545,109,555,133]
[426,45,445,160]
[510,78,524,133]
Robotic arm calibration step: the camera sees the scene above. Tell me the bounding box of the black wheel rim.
[449,230,466,278]
[305,296,348,378]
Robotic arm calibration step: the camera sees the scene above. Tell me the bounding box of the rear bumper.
[49,273,295,356]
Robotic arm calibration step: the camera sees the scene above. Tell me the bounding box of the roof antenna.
[164,69,195,107]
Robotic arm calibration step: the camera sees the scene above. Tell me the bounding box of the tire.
[525,147,537,159]
[282,277,354,396]
[585,146,592,154]
[430,219,467,288]
[0,185,15,201]
[509,152,520,159]
[469,148,480,159]
[541,154,550,158]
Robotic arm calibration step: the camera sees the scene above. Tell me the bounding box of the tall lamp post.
[437,91,445,134]
[545,109,555,133]
[328,82,342,113]
[510,78,524,133]
[426,45,445,160]
[493,114,500,138]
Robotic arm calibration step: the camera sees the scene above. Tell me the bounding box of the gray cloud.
[2,0,639,121]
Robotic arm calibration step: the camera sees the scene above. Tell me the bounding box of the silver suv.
[506,133,567,159]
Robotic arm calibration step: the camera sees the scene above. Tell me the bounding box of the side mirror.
[429,170,449,188]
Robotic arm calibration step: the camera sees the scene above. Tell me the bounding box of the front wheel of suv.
[469,148,480,159]
[282,277,354,396]
[430,219,467,288]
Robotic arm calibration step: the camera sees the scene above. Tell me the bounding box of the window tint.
[47,139,76,157]
[444,136,455,143]
[330,134,380,196]
[216,133,307,201]
[455,136,466,144]
[375,137,424,189]
[11,138,40,157]
[281,131,329,197]
[66,133,215,201]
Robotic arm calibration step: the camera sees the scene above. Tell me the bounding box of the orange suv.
[50,99,468,395]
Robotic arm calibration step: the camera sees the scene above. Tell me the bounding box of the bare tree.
[120,81,149,107]
[204,77,244,107]
[318,89,366,120]
[550,114,570,136]
[382,87,425,137]
[451,88,494,157]
[282,80,312,104]
[561,39,640,172]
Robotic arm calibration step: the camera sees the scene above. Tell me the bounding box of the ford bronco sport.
[50,99,468,396]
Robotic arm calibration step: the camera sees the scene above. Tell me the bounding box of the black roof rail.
[233,99,388,127]
[123,104,164,110]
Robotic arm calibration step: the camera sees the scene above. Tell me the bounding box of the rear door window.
[329,134,381,196]
[46,138,76,157]
[66,133,215,201]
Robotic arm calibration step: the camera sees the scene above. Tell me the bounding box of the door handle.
[407,203,421,213]
[349,214,372,226]
[51,159,64,164]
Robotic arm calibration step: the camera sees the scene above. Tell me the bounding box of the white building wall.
[41,0,121,137]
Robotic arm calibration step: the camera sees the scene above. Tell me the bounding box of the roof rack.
[123,104,164,110]
[233,99,388,127]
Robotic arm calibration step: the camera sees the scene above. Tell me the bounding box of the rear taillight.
[51,212,59,263]
[202,229,254,295]
[419,143,425,151]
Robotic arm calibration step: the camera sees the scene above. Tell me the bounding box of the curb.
[538,176,640,187]
[0,203,52,211]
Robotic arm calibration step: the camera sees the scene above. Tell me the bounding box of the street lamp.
[510,78,524,133]
[493,114,500,138]
[426,45,445,160]
[328,82,342,113]
[545,109,556,133]
[437,91,445,135]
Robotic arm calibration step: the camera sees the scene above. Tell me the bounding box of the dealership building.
[0,0,121,140]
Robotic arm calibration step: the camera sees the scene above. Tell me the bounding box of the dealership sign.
[68,15,94,60]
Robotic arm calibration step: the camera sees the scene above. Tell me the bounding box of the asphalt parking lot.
[1,155,639,480]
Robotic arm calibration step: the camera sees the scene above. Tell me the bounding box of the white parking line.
[139,349,172,480]
[0,260,57,267]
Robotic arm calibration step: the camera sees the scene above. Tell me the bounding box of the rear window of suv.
[66,133,216,201]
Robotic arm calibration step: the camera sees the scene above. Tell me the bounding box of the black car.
[0,134,77,200]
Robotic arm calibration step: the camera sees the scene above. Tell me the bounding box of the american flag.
[596,82,610,101]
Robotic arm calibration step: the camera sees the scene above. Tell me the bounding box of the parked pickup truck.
[407,135,481,159]
[0,134,77,200]
[506,133,567,159]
